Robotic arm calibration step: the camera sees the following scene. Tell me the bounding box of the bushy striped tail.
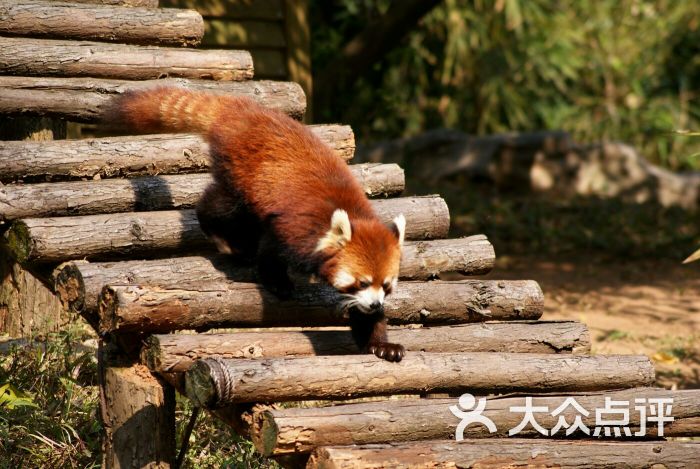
[104,87,225,134]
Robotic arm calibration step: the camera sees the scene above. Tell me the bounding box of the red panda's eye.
[383,282,391,292]
[359,280,370,289]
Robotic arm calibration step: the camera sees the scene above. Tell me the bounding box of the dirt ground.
[482,256,700,390]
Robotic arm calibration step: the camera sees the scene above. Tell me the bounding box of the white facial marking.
[315,209,352,252]
[333,270,355,289]
[354,286,385,311]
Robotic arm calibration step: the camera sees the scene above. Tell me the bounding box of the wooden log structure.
[0,164,403,221]
[98,279,544,334]
[0,0,203,47]
[70,0,158,6]
[0,37,254,81]
[251,387,700,456]
[306,439,700,469]
[183,353,654,405]
[142,321,590,373]
[5,196,450,263]
[0,125,354,184]
[0,76,306,122]
[53,236,495,313]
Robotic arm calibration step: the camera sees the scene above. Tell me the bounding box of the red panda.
[106,88,407,362]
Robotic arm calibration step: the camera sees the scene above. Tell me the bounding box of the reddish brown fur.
[109,87,401,281]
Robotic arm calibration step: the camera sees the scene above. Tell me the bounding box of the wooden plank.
[183,353,655,405]
[68,0,159,7]
[0,125,353,184]
[203,20,286,48]
[0,76,306,122]
[0,0,203,47]
[142,321,590,373]
[99,279,543,334]
[308,439,700,469]
[0,37,253,81]
[5,196,449,263]
[53,236,495,313]
[253,387,700,456]
[0,164,403,221]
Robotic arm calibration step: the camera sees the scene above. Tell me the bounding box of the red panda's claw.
[369,343,405,362]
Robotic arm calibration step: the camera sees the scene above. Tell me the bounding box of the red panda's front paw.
[368,342,405,362]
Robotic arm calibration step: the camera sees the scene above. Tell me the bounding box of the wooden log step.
[70,0,158,6]
[183,353,654,406]
[142,321,590,373]
[0,0,203,47]
[98,279,543,334]
[0,163,403,221]
[53,236,495,313]
[0,37,253,81]
[4,196,449,263]
[252,387,699,456]
[0,126,354,184]
[0,76,305,122]
[307,439,700,469]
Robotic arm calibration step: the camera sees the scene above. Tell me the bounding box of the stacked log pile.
[1,1,698,468]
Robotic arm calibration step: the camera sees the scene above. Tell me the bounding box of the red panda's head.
[316,209,406,314]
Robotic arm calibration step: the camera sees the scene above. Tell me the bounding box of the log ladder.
[0,1,698,467]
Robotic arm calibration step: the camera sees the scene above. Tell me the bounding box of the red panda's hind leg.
[348,310,405,362]
[196,182,260,262]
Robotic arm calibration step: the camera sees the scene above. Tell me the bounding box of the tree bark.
[1,163,403,221]
[52,236,494,313]
[183,353,654,406]
[64,0,159,7]
[252,387,699,456]
[5,196,449,263]
[0,76,306,122]
[0,37,253,81]
[0,125,354,184]
[307,439,700,469]
[98,342,176,468]
[142,321,590,373]
[98,279,543,334]
[0,0,203,47]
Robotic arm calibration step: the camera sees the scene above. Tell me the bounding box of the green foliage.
[311,0,700,170]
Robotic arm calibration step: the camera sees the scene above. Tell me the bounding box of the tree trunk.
[52,236,494,313]
[183,353,654,406]
[0,125,353,184]
[0,116,67,337]
[0,37,253,81]
[307,439,700,469]
[142,321,590,373]
[0,0,203,47]
[1,164,403,221]
[252,387,699,456]
[98,279,544,334]
[5,196,449,263]
[0,76,306,122]
[98,342,176,468]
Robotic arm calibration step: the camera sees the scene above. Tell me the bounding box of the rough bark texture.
[0,115,67,338]
[307,439,700,469]
[142,321,590,373]
[0,0,203,46]
[0,37,253,81]
[0,76,306,122]
[1,164,403,221]
[98,279,544,334]
[183,353,654,405]
[98,342,175,469]
[252,387,699,456]
[5,196,449,263]
[69,0,158,6]
[0,125,354,184]
[53,236,494,313]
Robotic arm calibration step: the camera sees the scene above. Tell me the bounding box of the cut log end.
[3,221,32,264]
[184,358,222,408]
[52,261,87,312]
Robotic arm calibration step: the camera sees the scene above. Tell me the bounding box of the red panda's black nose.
[370,301,382,312]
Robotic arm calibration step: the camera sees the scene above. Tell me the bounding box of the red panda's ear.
[315,209,352,252]
[390,214,406,246]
